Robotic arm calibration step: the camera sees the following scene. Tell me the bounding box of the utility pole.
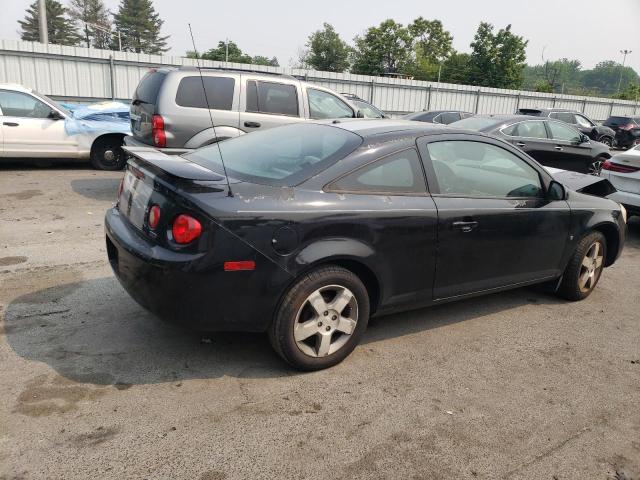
[617,49,632,94]
[38,0,48,44]
[225,38,229,63]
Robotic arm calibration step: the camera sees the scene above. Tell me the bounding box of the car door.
[0,89,77,157]
[546,120,593,172]
[499,120,555,166]
[325,148,438,308]
[238,77,304,132]
[417,134,571,300]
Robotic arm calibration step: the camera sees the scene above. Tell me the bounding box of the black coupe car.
[451,115,612,175]
[105,120,626,370]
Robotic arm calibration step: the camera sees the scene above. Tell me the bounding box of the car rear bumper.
[123,135,192,156]
[105,207,291,332]
[607,190,640,214]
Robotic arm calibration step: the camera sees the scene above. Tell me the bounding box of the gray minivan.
[125,67,364,154]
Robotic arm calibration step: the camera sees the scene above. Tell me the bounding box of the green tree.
[351,19,413,75]
[67,0,112,49]
[251,56,279,67]
[468,23,528,89]
[302,23,351,72]
[524,59,583,94]
[112,0,169,54]
[408,17,453,64]
[440,52,472,84]
[188,42,278,67]
[613,83,640,101]
[18,0,80,45]
[581,61,640,96]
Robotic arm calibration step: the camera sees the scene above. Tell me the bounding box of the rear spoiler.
[123,146,224,181]
[546,167,617,197]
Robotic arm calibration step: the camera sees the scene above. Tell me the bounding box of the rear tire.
[587,155,607,175]
[556,231,606,301]
[90,136,127,170]
[269,265,370,371]
[597,136,613,148]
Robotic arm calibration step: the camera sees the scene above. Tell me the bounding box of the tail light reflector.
[148,205,161,229]
[172,214,202,244]
[152,114,166,148]
[601,160,640,174]
[224,261,256,271]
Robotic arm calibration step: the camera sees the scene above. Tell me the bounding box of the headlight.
[620,204,628,224]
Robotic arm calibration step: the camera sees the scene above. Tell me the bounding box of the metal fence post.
[581,98,587,113]
[474,89,481,113]
[609,101,615,117]
[369,79,375,104]
[515,93,521,112]
[426,85,432,110]
[552,97,557,108]
[109,55,115,100]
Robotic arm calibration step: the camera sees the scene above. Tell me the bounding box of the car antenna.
[188,23,233,197]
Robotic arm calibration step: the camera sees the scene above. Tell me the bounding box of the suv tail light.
[152,114,166,148]
[148,205,161,229]
[602,160,640,174]
[620,123,636,131]
[172,214,202,244]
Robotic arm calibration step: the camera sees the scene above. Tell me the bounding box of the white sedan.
[600,145,640,217]
[0,83,130,170]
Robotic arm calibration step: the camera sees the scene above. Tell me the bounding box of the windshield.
[353,100,384,118]
[451,116,502,131]
[33,91,71,116]
[185,123,363,187]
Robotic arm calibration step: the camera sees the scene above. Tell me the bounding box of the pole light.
[38,0,48,44]
[617,49,632,94]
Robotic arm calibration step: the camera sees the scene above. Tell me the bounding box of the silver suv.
[125,67,364,154]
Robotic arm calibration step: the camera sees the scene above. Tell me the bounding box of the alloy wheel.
[293,285,359,358]
[588,160,603,176]
[578,241,604,294]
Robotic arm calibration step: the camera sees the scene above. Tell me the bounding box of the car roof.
[314,118,465,137]
[0,83,33,93]
[473,114,543,123]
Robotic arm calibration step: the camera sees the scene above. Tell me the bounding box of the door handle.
[452,221,479,232]
[3,122,19,127]
[516,142,526,147]
[244,121,261,128]
[555,146,563,151]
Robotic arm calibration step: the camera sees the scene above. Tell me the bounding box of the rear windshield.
[133,71,166,104]
[403,111,432,121]
[451,116,501,131]
[605,116,632,124]
[184,123,363,187]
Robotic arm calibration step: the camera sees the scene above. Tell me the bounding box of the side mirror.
[579,134,590,144]
[48,110,64,120]
[548,180,567,201]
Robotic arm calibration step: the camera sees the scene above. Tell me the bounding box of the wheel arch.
[590,222,621,266]
[90,132,127,155]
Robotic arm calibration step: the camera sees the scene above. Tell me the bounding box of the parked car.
[602,115,640,150]
[402,110,474,124]
[0,83,130,170]
[125,67,366,155]
[517,108,615,147]
[451,115,611,174]
[106,119,626,370]
[340,93,387,118]
[600,144,640,216]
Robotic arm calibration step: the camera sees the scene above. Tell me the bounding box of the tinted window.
[604,116,632,126]
[247,81,299,116]
[329,149,426,194]
[548,121,581,142]
[440,112,461,124]
[450,116,502,131]
[508,121,548,139]
[133,71,166,104]
[308,89,353,119]
[185,123,361,187]
[549,112,576,124]
[575,114,594,128]
[0,90,51,118]
[175,76,234,110]
[403,111,433,122]
[426,141,543,198]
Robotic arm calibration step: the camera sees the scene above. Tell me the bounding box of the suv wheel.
[90,137,127,170]
[598,136,613,148]
[557,231,606,301]
[587,156,607,175]
[269,266,369,371]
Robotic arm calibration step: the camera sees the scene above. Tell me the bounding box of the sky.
[1,0,639,74]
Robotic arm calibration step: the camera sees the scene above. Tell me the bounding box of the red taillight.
[152,114,166,148]
[148,205,161,229]
[224,261,256,272]
[172,214,202,244]
[601,160,640,174]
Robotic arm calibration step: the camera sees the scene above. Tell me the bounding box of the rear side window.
[246,80,299,116]
[133,71,166,104]
[175,76,235,110]
[550,112,576,124]
[548,121,581,142]
[439,112,461,124]
[328,149,426,194]
[507,121,548,139]
[185,123,361,187]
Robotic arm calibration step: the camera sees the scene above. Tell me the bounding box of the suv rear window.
[133,71,166,104]
[604,116,633,125]
[185,123,362,187]
[246,80,299,116]
[175,76,235,110]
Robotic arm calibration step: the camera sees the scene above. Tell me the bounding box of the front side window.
[0,91,52,118]
[352,99,384,118]
[547,121,581,142]
[426,140,543,198]
[175,76,235,110]
[246,80,299,116]
[308,89,354,120]
[575,114,594,128]
[185,123,361,187]
[328,149,426,194]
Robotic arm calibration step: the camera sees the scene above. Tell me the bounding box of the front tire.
[557,232,606,301]
[269,265,370,371]
[90,136,127,170]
